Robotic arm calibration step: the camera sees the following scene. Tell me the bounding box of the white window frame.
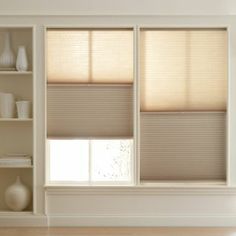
[45,24,230,187]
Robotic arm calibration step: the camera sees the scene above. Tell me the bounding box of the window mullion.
[88,140,92,184]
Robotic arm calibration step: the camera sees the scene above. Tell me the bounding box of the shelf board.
[0,118,33,121]
[0,211,33,216]
[0,165,33,169]
[0,71,32,75]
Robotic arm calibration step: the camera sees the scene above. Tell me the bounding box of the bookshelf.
[0,26,34,213]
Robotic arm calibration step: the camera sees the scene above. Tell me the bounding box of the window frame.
[45,25,230,187]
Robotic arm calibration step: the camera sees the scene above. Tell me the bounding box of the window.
[46,27,228,186]
[48,139,133,184]
[46,28,134,185]
[140,28,227,182]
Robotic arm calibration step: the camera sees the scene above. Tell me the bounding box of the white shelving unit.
[0,26,34,214]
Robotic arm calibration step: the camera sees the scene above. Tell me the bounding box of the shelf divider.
[0,165,33,169]
[0,71,32,75]
[0,118,33,122]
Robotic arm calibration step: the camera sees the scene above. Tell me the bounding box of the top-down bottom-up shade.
[140,112,226,181]
[47,85,133,138]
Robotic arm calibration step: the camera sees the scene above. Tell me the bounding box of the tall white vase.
[0,32,15,68]
[16,46,28,71]
[5,176,31,211]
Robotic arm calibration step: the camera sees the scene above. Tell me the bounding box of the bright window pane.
[91,139,132,182]
[49,140,89,182]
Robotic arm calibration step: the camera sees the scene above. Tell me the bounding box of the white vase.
[5,176,31,211]
[16,46,28,71]
[0,32,15,68]
[16,101,31,119]
[0,92,15,118]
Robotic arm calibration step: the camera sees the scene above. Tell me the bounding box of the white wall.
[1,0,236,227]
[0,0,236,16]
[0,14,235,227]
[45,186,236,227]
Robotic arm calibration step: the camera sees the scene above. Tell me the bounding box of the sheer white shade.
[47,29,133,83]
[140,29,228,111]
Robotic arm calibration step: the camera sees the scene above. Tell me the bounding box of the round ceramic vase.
[5,176,31,211]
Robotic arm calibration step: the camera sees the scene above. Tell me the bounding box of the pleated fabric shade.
[46,28,134,138]
[140,112,226,181]
[47,85,133,138]
[140,28,227,181]
[47,28,133,84]
[140,28,227,112]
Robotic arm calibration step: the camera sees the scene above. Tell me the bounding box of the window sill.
[140,180,227,187]
[45,182,133,187]
[44,181,236,196]
[45,180,227,188]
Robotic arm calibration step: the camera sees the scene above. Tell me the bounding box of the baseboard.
[0,213,48,227]
[1,213,236,227]
[48,214,236,227]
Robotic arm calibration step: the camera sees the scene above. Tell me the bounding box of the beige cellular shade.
[47,85,133,138]
[140,29,228,111]
[47,29,133,84]
[140,112,226,181]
